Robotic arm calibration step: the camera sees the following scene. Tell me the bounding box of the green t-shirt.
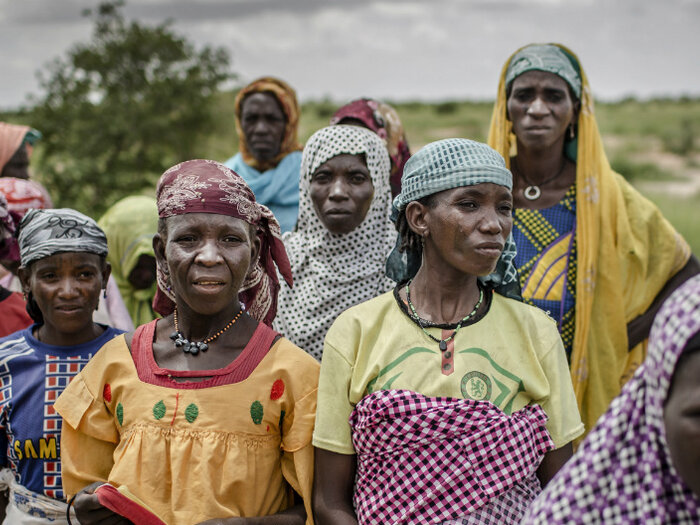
[313,289,584,454]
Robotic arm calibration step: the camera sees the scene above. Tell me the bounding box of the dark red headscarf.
[154,159,292,326]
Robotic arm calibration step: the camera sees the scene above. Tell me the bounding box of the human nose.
[195,239,223,266]
[478,207,503,234]
[251,119,271,136]
[526,97,548,117]
[328,178,349,201]
[56,277,79,298]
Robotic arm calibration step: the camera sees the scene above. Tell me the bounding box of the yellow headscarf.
[98,195,159,327]
[233,77,303,172]
[488,43,691,434]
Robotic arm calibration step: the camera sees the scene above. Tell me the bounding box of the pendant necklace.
[515,158,567,201]
[170,308,243,355]
[405,280,484,352]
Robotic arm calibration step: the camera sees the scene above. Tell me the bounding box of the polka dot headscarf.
[275,125,396,360]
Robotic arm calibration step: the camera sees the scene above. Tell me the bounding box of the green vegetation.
[26,1,231,217]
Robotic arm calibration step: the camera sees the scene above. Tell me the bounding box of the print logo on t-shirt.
[461,371,492,401]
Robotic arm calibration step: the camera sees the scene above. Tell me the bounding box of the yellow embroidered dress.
[488,44,691,433]
[54,320,319,525]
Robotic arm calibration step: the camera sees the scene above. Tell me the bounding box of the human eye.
[39,271,57,281]
[222,234,244,244]
[78,269,96,279]
[174,234,196,244]
[458,200,478,210]
[546,90,566,103]
[499,202,513,215]
[349,171,369,184]
[513,89,533,103]
[311,170,331,183]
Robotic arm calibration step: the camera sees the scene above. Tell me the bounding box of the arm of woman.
[627,255,700,349]
[312,448,358,525]
[536,442,573,486]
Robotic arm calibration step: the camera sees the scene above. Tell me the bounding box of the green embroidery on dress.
[185,403,199,423]
[250,401,263,425]
[153,400,166,420]
[116,403,124,426]
[279,410,286,435]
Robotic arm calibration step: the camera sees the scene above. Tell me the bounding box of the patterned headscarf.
[387,138,519,297]
[0,177,53,216]
[18,208,108,267]
[234,77,303,172]
[505,43,582,99]
[330,98,411,197]
[523,274,700,524]
[0,194,17,261]
[154,159,292,326]
[275,125,395,360]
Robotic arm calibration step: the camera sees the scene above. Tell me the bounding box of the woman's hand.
[72,482,133,525]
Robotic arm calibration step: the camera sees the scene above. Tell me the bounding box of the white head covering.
[275,125,396,360]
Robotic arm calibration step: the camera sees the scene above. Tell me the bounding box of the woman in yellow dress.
[55,160,319,525]
[487,43,699,433]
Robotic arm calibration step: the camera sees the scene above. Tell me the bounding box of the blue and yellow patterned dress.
[513,186,577,360]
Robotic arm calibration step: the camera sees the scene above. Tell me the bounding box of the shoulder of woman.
[491,294,559,334]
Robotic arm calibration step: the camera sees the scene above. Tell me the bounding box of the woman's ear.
[405,201,430,239]
[247,228,262,275]
[17,266,31,295]
[153,232,168,274]
[101,261,112,290]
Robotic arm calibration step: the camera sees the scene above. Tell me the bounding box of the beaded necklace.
[405,280,484,352]
[170,307,243,355]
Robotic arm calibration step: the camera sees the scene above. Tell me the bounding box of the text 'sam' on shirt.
[0,324,123,499]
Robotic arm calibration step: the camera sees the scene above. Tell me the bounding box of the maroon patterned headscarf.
[154,159,292,326]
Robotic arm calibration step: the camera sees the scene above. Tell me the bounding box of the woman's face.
[410,183,513,277]
[1,145,30,179]
[19,252,108,335]
[155,213,260,316]
[507,70,578,152]
[310,153,374,235]
[127,254,156,290]
[240,92,287,163]
[664,334,700,498]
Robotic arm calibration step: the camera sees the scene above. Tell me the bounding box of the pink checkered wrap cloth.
[349,389,554,525]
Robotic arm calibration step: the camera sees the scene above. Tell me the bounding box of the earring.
[569,124,575,139]
[103,289,107,299]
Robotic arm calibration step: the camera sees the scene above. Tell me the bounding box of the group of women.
[0,42,698,525]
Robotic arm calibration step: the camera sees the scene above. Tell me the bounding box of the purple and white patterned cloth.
[349,389,554,525]
[522,274,700,524]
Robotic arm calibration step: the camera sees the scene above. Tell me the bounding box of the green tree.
[29,0,232,217]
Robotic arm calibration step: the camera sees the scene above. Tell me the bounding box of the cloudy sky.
[1,0,699,109]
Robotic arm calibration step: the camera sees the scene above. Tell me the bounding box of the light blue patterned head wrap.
[387,138,520,299]
[19,208,108,267]
[505,43,582,99]
[393,138,512,210]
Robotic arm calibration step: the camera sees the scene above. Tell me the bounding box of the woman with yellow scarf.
[488,43,699,434]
